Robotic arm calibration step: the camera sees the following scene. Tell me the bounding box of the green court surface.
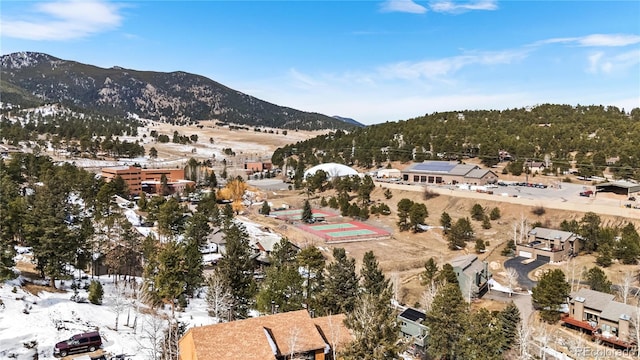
[309,223,357,231]
[326,229,376,237]
[272,209,302,215]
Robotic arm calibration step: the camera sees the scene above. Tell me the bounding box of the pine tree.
[436,263,459,285]
[320,248,359,315]
[157,197,185,241]
[459,308,504,360]
[88,280,104,305]
[396,198,413,231]
[426,283,468,359]
[409,202,428,232]
[182,213,210,296]
[260,201,271,215]
[585,266,613,293]
[360,251,388,297]
[471,203,485,221]
[154,241,187,314]
[302,199,313,223]
[256,239,304,313]
[343,251,402,359]
[420,257,439,285]
[440,211,452,233]
[532,269,570,323]
[297,246,325,312]
[498,302,521,352]
[216,222,257,319]
[24,169,82,288]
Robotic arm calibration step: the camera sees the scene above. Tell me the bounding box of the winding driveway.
[504,256,548,290]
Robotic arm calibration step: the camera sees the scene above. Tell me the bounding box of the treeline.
[0,107,144,158]
[272,104,640,180]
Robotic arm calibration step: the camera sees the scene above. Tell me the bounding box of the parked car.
[579,190,594,197]
[54,331,102,357]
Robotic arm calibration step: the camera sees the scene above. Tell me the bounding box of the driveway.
[504,256,547,290]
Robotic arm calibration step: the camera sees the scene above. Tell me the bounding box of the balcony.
[561,314,596,332]
[593,331,635,349]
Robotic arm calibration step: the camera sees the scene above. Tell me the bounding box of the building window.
[413,175,419,182]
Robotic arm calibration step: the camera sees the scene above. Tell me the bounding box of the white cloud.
[377,49,528,80]
[429,0,498,13]
[288,68,324,89]
[539,34,640,47]
[587,49,640,74]
[380,0,428,14]
[1,0,123,40]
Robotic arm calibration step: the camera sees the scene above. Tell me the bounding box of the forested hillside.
[1,52,359,130]
[272,104,640,180]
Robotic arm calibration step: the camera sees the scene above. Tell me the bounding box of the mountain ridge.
[0,51,361,130]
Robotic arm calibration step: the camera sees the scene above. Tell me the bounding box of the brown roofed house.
[178,310,351,360]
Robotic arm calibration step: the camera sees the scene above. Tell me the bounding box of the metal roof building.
[401,161,498,185]
[595,181,640,197]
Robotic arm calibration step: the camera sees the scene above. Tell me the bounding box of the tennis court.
[297,220,391,243]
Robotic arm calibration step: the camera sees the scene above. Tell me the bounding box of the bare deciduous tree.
[111,282,127,331]
[505,267,519,297]
[206,270,233,322]
[516,317,532,360]
[287,326,303,360]
[138,314,166,360]
[389,271,400,304]
[619,271,635,304]
[420,282,439,312]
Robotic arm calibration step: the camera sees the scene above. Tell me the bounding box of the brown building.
[244,161,273,174]
[101,166,142,195]
[102,167,192,195]
[401,161,498,185]
[515,227,581,263]
[141,168,185,182]
[562,288,637,349]
[178,310,351,360]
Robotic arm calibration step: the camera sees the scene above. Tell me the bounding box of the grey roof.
[465,168,495,179]
[405,161,458,173]
[402,161,479,176]
[450,254,478,271]
[571,288,615,312]
[449,164,479,176]
[596,181,640,193]
[600,301,637,322]
[529,227,577,243]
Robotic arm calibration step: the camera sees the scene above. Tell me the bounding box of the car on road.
[579,190,594,197]
[54,331,102,357]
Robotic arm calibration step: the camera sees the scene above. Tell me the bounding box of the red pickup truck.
[580,190,594,197]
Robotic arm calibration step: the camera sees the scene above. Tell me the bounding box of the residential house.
[398,308,428,356]
[562,288,637,349]
[450,254,491,300]
[515,227,581,263]
[178,310,352,360]
[524,160,547,174]
[401,161,498,186]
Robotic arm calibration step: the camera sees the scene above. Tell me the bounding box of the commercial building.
[101,166,142,195]
[401,161,498,185]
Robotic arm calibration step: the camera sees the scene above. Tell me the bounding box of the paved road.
[504,256,548,290]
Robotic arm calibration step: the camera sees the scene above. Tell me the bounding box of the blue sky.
[1,0,639,125]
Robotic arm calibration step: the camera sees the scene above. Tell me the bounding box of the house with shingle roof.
[178,310,351,360]
[562,288,637,349]
[516,227,581,263]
